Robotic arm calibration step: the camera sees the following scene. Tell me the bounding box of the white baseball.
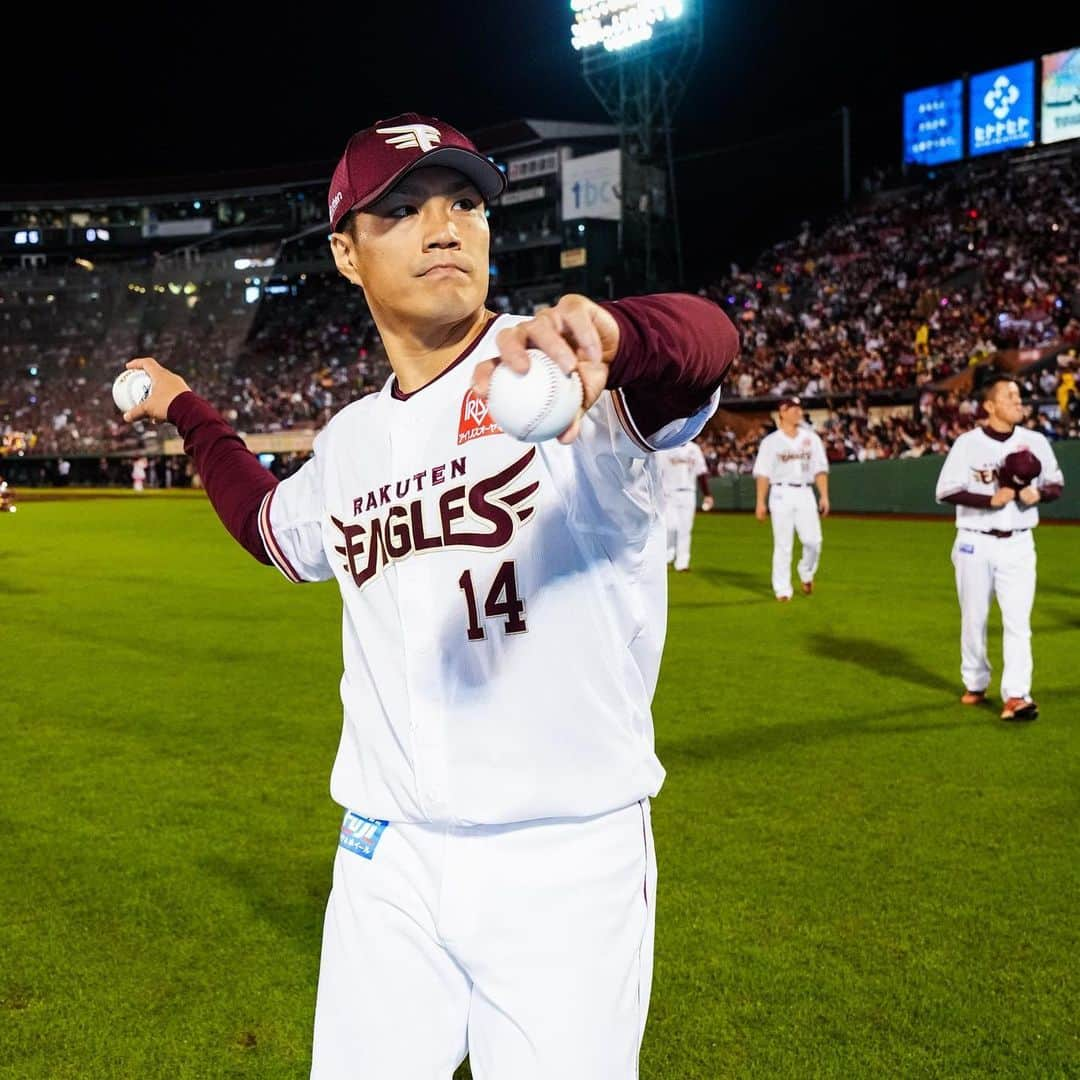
[487,350,583,442]
[112,369,153,413]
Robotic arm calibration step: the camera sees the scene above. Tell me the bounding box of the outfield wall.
[708,441,1080,520]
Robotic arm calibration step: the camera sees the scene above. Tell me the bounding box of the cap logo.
[376,123,442,153]
[329,191,344,217]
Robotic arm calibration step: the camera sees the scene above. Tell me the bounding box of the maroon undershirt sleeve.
[941,490,993,508]
[166,391,277,564]
[697,475,710,498]
[1040,483,1063,503]
[600,294,739,442]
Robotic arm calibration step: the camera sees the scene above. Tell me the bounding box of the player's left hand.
[1018,485,1041,506]
[701,495,715,512]
[472,294,620,444]
[819,495,830,516]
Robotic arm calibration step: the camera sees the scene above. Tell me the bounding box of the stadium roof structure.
[0,162,332,209]
[0,117,622,207]
[471,118,620,155]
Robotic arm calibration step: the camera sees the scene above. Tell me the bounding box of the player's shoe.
[960,689,987,706]
[1000,697,1038,721]
[801,580,813,595]
[776,595,791,603]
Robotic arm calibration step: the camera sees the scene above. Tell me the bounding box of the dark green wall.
[708,441,1080,520]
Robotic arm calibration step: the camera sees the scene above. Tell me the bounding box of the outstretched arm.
[472,293,738,446]
[122,358,276,564]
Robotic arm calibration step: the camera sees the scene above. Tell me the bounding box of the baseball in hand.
[486,350,583,442]
[112,369,153,414]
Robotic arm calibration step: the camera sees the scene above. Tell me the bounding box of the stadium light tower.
[571,0,703,287]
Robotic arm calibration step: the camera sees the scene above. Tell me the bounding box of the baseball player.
[131,455,148,492]
[935,376,1064,720]
[657,439,713,571]
[121,112,738,1079]
[752,396,830,601]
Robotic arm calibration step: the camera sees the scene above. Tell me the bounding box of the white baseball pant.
[951,529,1037,700]
[311,800,656,1079]
[768,486,822,598]
[664,490,697,571]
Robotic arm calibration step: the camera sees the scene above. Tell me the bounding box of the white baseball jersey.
[752,426,829,484]
[935,427,1063,531]
[257,314,718,827]
[657,441,707,495]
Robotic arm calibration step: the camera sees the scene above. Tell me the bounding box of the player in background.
[120,113,738,1079]
[656,439,714,572]
[752,396,829,601]
[934,376,1064,720]
[131,456,148,492]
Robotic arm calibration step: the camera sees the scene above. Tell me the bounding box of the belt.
[780,483,810,487]
[962,528,1030,539]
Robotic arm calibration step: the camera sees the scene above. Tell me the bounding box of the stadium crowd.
[704,156,1080,399]
[2,151,1078,472]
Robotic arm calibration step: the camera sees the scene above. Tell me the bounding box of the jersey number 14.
[458,561,527,641]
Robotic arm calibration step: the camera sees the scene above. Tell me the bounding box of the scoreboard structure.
[902,45,1078,166]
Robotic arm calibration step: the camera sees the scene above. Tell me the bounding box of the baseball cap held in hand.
[328,112,507,231]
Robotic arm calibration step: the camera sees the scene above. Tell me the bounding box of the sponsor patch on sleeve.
[339,810,389,860]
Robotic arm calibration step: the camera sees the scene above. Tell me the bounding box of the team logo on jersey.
[332,448,539,592]
[339,810,388,860]
[971,466,998,485]
[458,387,503,445]
[376,123,442,152]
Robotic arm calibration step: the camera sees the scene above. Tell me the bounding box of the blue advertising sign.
[903,81,964,165]
[969,60,1036,156]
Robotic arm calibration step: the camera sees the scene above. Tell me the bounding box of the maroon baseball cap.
[328,112,507,231]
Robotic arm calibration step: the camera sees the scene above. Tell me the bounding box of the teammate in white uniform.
[934,376,1064,720]
[752,396,830,600]
[131,455,148,492]
[657,439,713,571]
[121,112,738,1079]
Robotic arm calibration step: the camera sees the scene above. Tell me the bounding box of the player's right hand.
[122,357,191,424]
[755,503,767,521]
[990,487,1017,508]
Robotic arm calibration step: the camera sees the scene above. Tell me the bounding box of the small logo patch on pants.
[959,543,975,554]
[339,810,388,860]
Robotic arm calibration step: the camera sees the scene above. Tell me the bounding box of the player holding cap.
[121,112,738,1078]
[657,439,713,571]
[752,396,829,601]
[934,376,1064,720]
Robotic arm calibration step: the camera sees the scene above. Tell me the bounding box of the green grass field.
[2,497,1078,1079]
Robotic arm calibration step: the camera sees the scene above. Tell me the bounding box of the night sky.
[3,3,1072,276]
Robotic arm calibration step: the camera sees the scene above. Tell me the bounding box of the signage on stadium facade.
[497,185,549,207]
[902,80,964,166]
[561,150,622,222]
[969,60,1036,157]
[1041,47,1080,145]
[507,151,560,182]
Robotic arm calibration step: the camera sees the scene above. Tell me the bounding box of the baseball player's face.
[780,403,803,426]
[986,382,1024,427]
[330,167,489,327]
